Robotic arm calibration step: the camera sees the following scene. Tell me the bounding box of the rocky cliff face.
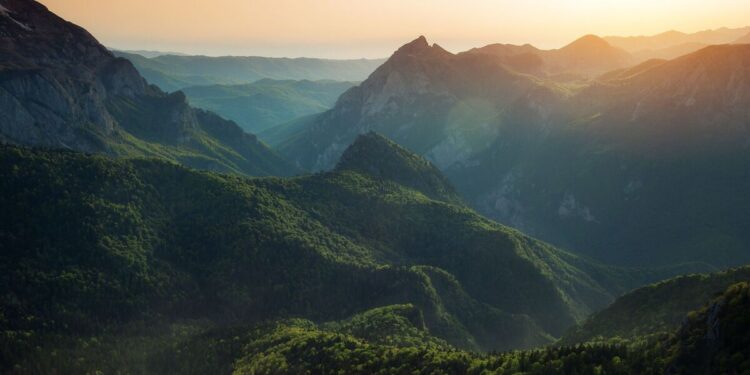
[280,36,557,171]
[0,0,294,176]
[0,0,146,150]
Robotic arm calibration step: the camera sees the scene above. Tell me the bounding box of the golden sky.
[39,0,750,58]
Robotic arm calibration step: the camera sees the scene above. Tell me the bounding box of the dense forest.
[1,137,745,374]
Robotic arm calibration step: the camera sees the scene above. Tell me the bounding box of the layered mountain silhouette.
[181,79,355,133]
[278,35,750,267]
[604,26,750,60]
[114,50,383,92]
[467,34,633,79]
[0,0,294,176]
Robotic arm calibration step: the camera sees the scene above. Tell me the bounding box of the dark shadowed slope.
[276,35,750,268]
[562,266,750,344]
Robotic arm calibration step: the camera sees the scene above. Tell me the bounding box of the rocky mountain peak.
[394,35,430,55]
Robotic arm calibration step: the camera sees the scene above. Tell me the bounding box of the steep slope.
[280,36,561,171]
[562,266,750,343]
[181,79,355,133]
[0,135,678,367]
[275,36,750,268]
[662,281,750,374]
[0,0,294,176]
[114,50,384,92]
[448,44,750,267]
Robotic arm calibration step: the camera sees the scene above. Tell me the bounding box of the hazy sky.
[39,0,749,59]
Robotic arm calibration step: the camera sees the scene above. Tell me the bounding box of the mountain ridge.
[0,0,295,176]
[277,35,750,267]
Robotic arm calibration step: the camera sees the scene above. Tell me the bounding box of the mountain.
[279,35,555,171]
[112,49,188,58]
[604,27,750,59]
[0,134,699,372]
[451,44,750,266]
[662,281,750,374]
[0,0,294,176]
[276,36,750,268]
[113,50,385,92]
[545,35,633,77]
[465,34,633,79]
[335,132,461,204]
[562,266,750,344]
[181,79,355,133]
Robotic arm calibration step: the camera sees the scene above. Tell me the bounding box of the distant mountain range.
[112,49,189,58]
[604,26,750,60]
[113,50,384,92]
[277,35,750,267]
[0,0,294,176]
[181,79,355,133]
[466,34,633,79]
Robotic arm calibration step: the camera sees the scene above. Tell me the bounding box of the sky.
[39,0,750,59]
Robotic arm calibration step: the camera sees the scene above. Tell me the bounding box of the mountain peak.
[335,132,460,203]
[562,34,612,51]
[393,35,432,56]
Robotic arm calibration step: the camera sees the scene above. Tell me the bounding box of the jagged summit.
[336,132,460,203]
[398,35,429,52]
[391,35,451,58]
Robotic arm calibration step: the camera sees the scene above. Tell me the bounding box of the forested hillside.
[0,134,700,372]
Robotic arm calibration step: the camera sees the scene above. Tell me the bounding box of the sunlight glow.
[38,0,750,58]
